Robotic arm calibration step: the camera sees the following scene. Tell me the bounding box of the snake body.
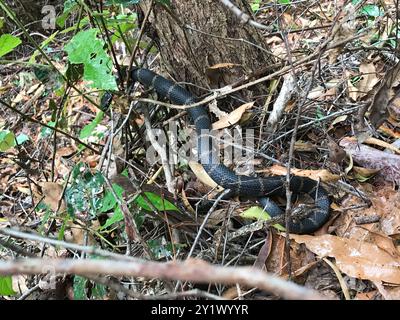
[131,67,330,234]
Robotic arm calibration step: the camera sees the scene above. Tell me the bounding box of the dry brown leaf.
[335,188,400,239]
[207,63,240,69]
[291,234,400,284]
[374,284,400,300]
[257,164,340,183]
[364,137,400,154]
[368,61,400,128]
[294,141,317,153]
[64,221,98,246]
[355,290,378,300]
[352,166,380,181]
[357,63,379,98]
[346,71,359,101]
[188,161,223,191]
[329,5,356,63]
[212,102,254,130]
[328,115,348,130]
[56,146,77,157]
[378,123,400,139]
[41,182,66,212]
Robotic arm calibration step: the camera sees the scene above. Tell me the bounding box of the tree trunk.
[138,0,274,96]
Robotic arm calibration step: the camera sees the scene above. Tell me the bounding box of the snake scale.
[128,67,330,234]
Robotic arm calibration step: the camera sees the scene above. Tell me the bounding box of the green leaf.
[135,192,178,211]
[79,111,104,139]
[278,0,291,4]
[16,133,29,145]
[40,121,56,139]
[57,0,78,28]
[101,204,145,230]
[99,184,124,213]
[0,34,21,58]
[0,130,16,151]
[73,276,87,300]
[0,276,16,296]
[240,206,285,231]
[92,283,107,299]
[65,29,117,90]
[101,206,124,229]
[147,239,185,260]
[360,5,382,17]
[65,164,105,218]
[251,0,261,11]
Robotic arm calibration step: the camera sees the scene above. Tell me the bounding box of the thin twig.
[219,0,273,31]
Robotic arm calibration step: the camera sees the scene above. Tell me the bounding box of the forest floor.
[0,0,400,300]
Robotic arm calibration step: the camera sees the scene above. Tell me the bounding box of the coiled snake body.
[130,68,330,234]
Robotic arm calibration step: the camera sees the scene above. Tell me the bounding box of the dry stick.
[143,110,175,194]
[17,284,40,300]
[219,0,273,31]
[96,4,124,85]
[0,228,139,262]
[0,98,99,154]
[0,258,325,300]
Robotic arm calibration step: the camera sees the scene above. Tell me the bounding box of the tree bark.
[138,0,275,96]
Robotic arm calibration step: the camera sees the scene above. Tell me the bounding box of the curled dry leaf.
[357,63,379,98]
[207,63,240,69]
[368,60,400,128]
[188,161,223,191]
[352,166,380,182]
[291,234,400,284]
[364,137,400,155]
[212,102,254,130]
[257,164,340,183]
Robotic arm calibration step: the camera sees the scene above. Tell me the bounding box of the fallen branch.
[0,258,325,300]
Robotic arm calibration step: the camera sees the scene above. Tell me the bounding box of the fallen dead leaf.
[257,164,340,183]
[188,161,223,191]
[207,63,240,69]
[291,234,400,284]
[212,102,254,130]
[41,182,66,212]
[357,62,379,98]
